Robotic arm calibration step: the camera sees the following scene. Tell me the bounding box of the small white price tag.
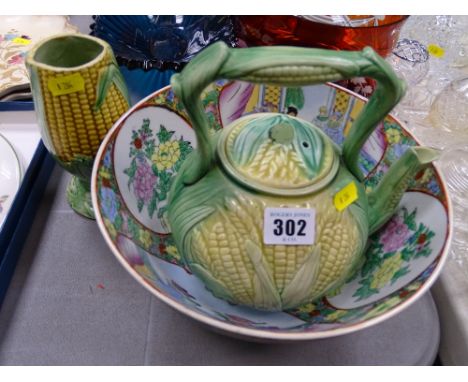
[263,207,315,246]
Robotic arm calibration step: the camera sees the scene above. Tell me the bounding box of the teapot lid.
[217,113,339,196]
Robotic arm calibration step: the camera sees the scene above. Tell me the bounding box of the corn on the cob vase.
[167,42,440,311]
[26,33,130,219]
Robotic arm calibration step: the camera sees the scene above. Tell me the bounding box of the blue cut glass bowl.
[90,16,237,72]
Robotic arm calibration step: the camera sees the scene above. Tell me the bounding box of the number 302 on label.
[263,207,315,246]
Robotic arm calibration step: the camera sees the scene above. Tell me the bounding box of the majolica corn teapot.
[166,42,439,311]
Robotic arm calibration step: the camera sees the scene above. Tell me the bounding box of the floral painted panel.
[98,139,183,266]
[353,207,434,300]
[113,106,197,234]
[124,118,193,223]
[326,191,447,310]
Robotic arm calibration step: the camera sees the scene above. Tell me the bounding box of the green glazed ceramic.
[167,42,440,311]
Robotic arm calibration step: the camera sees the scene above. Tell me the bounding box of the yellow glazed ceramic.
[26,33,130,218]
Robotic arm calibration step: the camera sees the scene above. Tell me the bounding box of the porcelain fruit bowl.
[92,81,451,341]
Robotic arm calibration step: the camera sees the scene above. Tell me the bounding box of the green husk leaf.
[94,63,130,111]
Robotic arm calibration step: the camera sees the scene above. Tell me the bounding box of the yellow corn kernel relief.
[37,49,129,162]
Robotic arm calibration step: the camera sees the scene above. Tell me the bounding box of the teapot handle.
[171,42,405,184]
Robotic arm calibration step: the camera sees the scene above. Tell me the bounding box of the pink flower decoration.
[133,159,157,203]
[205,102,217,114]
[379,215,410,253]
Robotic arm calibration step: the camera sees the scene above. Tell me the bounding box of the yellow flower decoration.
[362,295,401,321]
[99,167,111,179]
[406,281,421,292]
[139,229,152,248]
[135,264,155,280]
[370,253,404,290]
[154,93,168,105]
[419,168,433,184]
[385,128,401,144]
[166,245,180,260]
[103,218,117,238]
[152,141,181,171]
[296,302,317,314]
[325,309,348,322]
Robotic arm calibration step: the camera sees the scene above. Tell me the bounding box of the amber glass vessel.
[236,16,408,57]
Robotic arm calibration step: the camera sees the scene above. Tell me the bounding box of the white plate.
[0,133,22,228]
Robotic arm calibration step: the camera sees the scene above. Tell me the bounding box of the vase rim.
[26,32,110,72]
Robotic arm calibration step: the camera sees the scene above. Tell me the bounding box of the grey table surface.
[0,166,441,365]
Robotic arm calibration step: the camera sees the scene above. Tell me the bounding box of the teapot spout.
[368,146,440,234]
